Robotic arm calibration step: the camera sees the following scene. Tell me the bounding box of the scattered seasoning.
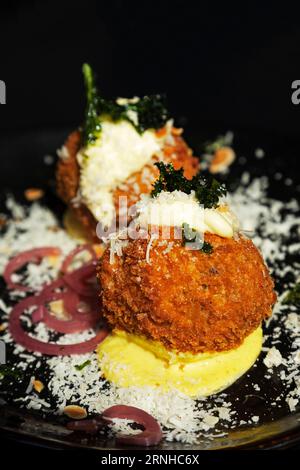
[33,380,45,393]
[0,365,21,379]
[152,163,227,209]
[24,188,44,202]
[63,405,87,420]
[283,283,300,306]
[75,360,91,371]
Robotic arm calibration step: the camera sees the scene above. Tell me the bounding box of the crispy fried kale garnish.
[82,63,102,146]
[82,63,169,146]
[151,163,227,209]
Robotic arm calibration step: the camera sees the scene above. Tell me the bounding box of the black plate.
[0,126,300,450]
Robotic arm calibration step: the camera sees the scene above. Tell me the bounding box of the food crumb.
[33,380,45,393]
[24,188,44,202]
[254,148,265,159]
[263,347,283,368]
[63,405,88,420]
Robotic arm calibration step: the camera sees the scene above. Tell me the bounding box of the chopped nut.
[209,147,236,174]
[217,204,230,213]
[24,188,44,201]
[63,405,87,420]
[48,299,71,320]
[171,127,183,136]
[47,254,60,268]
[0,324,7,332]
[33,380,44,393]
[48,225,60,233]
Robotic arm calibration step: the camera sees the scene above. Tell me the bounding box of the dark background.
[1,0,300,139]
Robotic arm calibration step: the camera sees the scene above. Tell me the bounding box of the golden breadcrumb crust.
[98,233,276,353]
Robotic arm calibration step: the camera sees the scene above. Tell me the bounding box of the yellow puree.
[97,327,262,397]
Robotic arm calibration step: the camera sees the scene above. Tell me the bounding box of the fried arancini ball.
[56,129,199,241]
[98,233,276,354]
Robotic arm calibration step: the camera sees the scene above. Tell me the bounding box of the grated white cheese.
[263,347,283,368]
[77,120,163,226]
[146,233,158,264]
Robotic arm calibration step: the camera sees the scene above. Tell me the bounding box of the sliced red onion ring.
[66,416,105,434]
[45,297,97,334]
[39,277,67,297]
[9,296,108,356]
[61,245,97,274]
[31,305,46,324]
[4,247,61,292]
[102,405,163,447]
[36,287,98,334]
[63,261,98,297]
[64,294,99,322]
[39,276,100,324]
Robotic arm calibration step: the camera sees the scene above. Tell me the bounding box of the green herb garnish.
[282,283,300,306]
[201,241,214,254]
[130,95,169,133]
[75,360,91,371]
[82,63,102,146]
[81,63,169,146]
[152,163,191,197]
[152,163,227,209]
[182,223,213,253]
[193,173,227,209]
[0,365,22,380]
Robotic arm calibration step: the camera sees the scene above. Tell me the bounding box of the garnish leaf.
[152,163,192,197]
[82,63,102,146]
[129,95,169,133]
[82,63,169,146]
[283,283,300,306]
[152,163,227,209]
[192,173,227,209]
[0,365,22,379]
[75,360,91,371]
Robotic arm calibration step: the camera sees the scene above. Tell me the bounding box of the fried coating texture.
[56,129,199,241]
[98,233,276,353]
